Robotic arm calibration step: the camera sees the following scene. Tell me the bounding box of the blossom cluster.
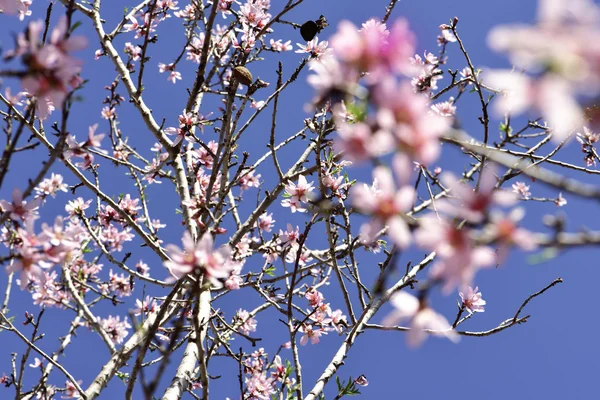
[484,0,600,140]
[242,348,297,400]
[298,288,347,345]
[4,16,87,119]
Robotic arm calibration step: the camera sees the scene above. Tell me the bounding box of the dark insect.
[300,15,328,41]
[300,20,318,41]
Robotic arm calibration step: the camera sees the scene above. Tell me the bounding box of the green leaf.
[527,247,558,264]
[345,102,367,123]
[70,21,83,34]
[115,371,130,384]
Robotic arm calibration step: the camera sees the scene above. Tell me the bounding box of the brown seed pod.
[233,66,253,86]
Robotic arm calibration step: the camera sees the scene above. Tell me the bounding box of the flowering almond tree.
[0,0,599,399]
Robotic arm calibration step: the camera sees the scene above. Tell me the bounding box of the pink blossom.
[225,262,243,290]
[333,121,392,163]
[483,70,584,140]
[245,372,276,400]
[35,173,68,198]
[136,260,150,276]
[9,245,51,290]
[306,56,360,105]
[257,213,275,232]
[284,247,313,266]
[328,309,347,333]
[185,34,206,63]
[63,379,83,398]
[485,208,538,258]
[133,296,158,316]
[415,215,496,293]
[330,18,415,79]
[100,226,134,252]
[410,52,444,93]
[164,232,234,287]
[100,315,131,344]
[29,357,43,368]
[124,42,142,61]
[158,63,182,83]
[512,182,531,199]
[430,98,456,117]
[236,309,257,335]
[305,289,324,307]
[0,0,26,15]
[16,17,87,119]
[270,38,292,52]
[459,286,486,313]
[39,216,82,264]
[239,2,270,28]
[373,78,449,165]
[278,224,300,248]
[239,170,261,190]
[555,192,567,206]
[354,375,369,387]
[0,188,41,222]
[118,194,142,221]
[109,270,133,297]
[281,175,315,213]
[4,87,24,106]
[383,291,459,348]
[351,157,415,248]
[576,127,600,166]
[298,324,326,345]
[437,166,517,223]
[439,25,457,43]
[296,37,331,60]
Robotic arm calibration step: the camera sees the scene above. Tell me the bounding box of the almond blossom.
[330,18,415,80]
[484,208,537,260]
[437,166,517,223]
[281,175,315,213]
[350,157,415,248]
[158,63,182,83]
[430,98,456,117]
[269,39,292,52]
[0,188,41,222]
[459,286,486,313]
[333,121,392,164]
[164,232,234,287]
[576,126,599,166]
[373,78,450,165]
[555,192,567,207]
[256,213,275,232]
[483,71,584,140]
[296,37,331,60]
[14,17,87,119]
[0,0,26,15]
[108,270,133,297]
[34,174,68,199]
[383,291,459,348]
[236,309,257,335]
[415,215,496,293]
[7,245,48,290]
[100,315,131,344]
[512,182,531,199]
[133,296,158,316]
[298,324,326,345]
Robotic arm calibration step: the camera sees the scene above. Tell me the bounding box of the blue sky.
[1,0,600,399]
